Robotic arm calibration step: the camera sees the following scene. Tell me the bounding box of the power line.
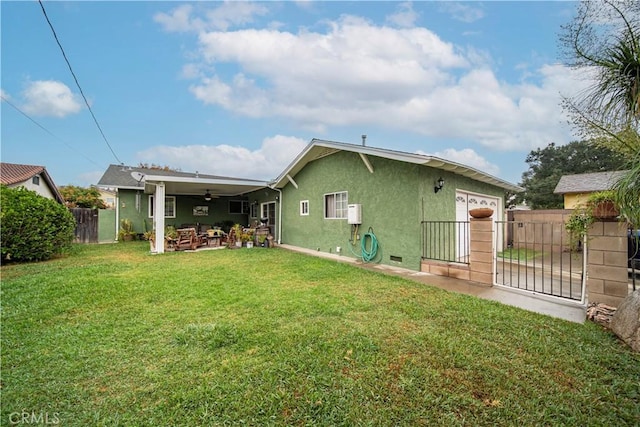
[1,94,103,168]
[37,0,123,165]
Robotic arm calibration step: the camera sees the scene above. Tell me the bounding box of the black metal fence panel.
[421,221,470,264]
[495,221,584,301]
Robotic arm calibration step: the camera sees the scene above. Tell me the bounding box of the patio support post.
[154,182,165,254]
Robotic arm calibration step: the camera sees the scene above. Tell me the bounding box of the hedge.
[1,185,76,262]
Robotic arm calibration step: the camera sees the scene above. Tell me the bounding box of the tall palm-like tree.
[560,0,640,226]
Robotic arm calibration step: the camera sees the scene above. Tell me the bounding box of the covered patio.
[140,172,274,254]
[95,164,280,253]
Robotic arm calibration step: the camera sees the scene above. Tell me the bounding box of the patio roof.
[272,139,523,192]
[97,164,269,197]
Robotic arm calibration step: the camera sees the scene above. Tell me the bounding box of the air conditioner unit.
[347,204,362,225]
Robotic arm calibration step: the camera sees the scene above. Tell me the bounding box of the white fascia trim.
[143,174,268,186]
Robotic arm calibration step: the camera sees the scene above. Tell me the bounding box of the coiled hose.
[360,227,378,262]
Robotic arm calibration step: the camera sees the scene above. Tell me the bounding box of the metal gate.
[495,221,585,302]
[70,208,99,243]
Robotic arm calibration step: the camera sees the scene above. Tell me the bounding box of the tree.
[59,185,107,209]
[517,141,625,209]
[137,163,180,172]
[560,0,640,225]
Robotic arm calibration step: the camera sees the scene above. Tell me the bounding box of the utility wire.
[1,94,103,168]
[38,0,123,165]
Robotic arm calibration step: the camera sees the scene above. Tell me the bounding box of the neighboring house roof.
[97,164,269,197]
[272,139,523,192]
[0,162,65,203]
[553,170,627,195]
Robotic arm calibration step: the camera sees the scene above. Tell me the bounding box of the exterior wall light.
[434,177,445,193]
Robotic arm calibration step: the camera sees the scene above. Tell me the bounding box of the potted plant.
[118,219,136,242]
[241,229,255,248]
[565,191,619,251]
[588,191,619,219]
[143,226,178,251]
[143,229,155,251]
[230,223,243,248]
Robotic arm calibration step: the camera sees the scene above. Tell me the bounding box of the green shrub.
[1,185,76,262]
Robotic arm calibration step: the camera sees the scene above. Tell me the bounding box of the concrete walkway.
[279,244,587,323]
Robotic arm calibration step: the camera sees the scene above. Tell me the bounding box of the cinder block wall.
[586,221,629,307]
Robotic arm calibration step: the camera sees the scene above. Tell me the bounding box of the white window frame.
[300,200,309,216]
[32,176,40,185]
[324,191,348,219]
[148,195,176,218]
[249,202,258,218]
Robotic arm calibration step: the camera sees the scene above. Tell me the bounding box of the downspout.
[275,187,282,244]
[115,190,120,241]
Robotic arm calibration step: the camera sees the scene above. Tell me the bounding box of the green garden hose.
[360,227,378,262]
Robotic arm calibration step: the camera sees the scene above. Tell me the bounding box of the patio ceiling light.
[204,190,212,201]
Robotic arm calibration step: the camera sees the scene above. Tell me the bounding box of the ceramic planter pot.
[469,208,494,219]
[592,200,619,219]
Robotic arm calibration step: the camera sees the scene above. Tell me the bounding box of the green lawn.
[2,243,638,426]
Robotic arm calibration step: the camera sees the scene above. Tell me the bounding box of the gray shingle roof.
[553,170,627,194]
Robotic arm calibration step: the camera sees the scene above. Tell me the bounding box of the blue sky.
[1,1,585,187]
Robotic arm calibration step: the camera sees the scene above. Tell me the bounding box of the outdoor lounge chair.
[175,228,207,251]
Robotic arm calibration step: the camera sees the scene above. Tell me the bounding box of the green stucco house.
[97,139,521,272]
[270,139,522,271]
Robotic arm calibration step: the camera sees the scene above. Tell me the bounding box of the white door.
[455,191,501,261]
[261,202,277,236]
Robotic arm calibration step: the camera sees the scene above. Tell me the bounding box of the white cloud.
[21,80,82,118]
[419,148,501,177]
[154,2,268,33]
[161,5,588,153]
[154,4,201,33]
[439,2,485,23]
[386,2,419,28]
[136,135,307,181]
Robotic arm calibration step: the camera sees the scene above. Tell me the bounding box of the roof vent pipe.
[361,134,367,146]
